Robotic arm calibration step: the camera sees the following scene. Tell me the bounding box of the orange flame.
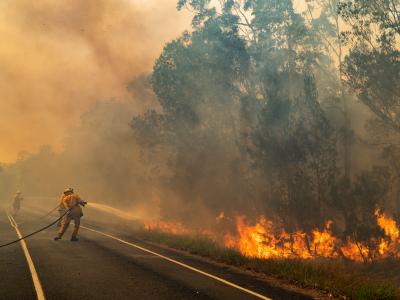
[375,209,400,259]
[227,216,338,259]
[144,208,400,262]
[224,211,400,261]
[375,209,399,242]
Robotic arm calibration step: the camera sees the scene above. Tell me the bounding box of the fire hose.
[0,208,71,248]
[14,205,61,226]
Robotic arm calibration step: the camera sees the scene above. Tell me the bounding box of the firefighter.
[12,191,24,217]
[54,188,87,242]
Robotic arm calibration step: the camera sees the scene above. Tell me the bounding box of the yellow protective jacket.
[62,193,84,218]
[58,194,66,211]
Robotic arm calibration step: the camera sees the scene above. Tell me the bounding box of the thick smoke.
[0,0,190,162]
[0,76,162,219]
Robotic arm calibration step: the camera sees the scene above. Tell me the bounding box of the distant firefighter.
[54,187,87,242]
[12,191,24,217]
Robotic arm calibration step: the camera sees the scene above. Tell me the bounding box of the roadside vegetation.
[138,230,399,300]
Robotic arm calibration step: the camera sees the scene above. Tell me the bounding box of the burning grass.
[144,209,400,262]
[139,210,400,299]
[138,229,399,300]
[225,210,400,262]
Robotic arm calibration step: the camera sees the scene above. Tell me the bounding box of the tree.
[306,0,354,183]
[132,0,340,228]
[339,0,400,215]
[253,75,336,231]
[339,0,400,133]
[133,19,252,221]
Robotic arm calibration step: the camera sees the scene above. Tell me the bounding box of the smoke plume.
[0,0,190,162]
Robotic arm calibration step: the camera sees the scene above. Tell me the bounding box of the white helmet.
[64,187,74,194]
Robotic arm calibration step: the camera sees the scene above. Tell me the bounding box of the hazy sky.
[0,0,190,163]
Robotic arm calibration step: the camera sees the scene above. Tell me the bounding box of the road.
[0,207,317,300]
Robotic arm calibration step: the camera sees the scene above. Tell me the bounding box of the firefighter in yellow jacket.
[54,188,87,241]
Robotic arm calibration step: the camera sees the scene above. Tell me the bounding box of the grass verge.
[137,230,399,300]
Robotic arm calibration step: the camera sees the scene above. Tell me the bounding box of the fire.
[227,216,338,259]
[375,209,400,259]
[143,209,400,262]
[340,240,370,262]
[223,233,237,249]
[375,209,399,242]
[309,221,338,258]
[222,210,400,262]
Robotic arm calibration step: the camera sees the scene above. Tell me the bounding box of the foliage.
[253,75,336,230]
[132,21,250,217]
[129,0,400,244]
[132,0,343,228]
[339,0,400,133]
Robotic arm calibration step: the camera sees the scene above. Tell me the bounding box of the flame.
[223,211,400,261]
[227,216,338,259]
[310,221,338,258]
[341,240,370,262]
[375,209,399,242]
[375,209,400,259]
[223,233,237,249]
[142,208,400,262]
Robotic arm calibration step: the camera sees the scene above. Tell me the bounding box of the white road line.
[81,226,272,300]
[7,213,46,300]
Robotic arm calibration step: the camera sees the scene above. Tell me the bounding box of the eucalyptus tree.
[169,0,338,226]
[304,0,355,183]
[253,74,337,230]
[339,0,400,215]
[132,12,252,217]
[339,0,400,133]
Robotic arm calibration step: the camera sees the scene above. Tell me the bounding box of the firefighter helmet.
[64,187,74,194]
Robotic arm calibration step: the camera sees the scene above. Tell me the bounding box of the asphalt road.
[0,207,317,300]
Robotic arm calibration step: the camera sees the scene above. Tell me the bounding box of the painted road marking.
[7,213,46,300]
[81,225,272,300]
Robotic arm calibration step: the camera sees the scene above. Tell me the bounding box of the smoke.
[0,0,396,245]
[0,94,154,200]
[0,0,190,162]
